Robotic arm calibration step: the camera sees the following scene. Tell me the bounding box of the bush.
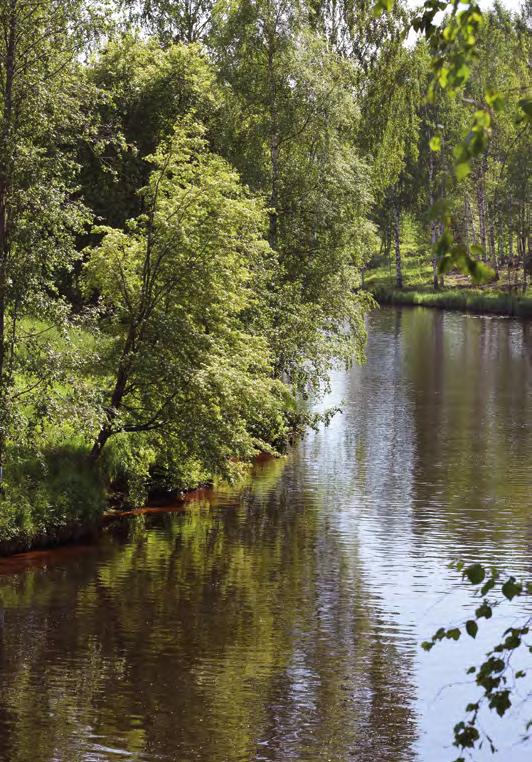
[0,445,106,548]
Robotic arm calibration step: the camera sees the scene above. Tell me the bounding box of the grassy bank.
[0,444,210,557]
[0,446,107,556]
[364,257,532,318]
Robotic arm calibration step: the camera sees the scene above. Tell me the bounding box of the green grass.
[364,253,532,318]
[0,444,107,554]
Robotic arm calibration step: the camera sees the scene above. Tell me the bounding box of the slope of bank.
[364,260,532,318]
[369,283,532,318]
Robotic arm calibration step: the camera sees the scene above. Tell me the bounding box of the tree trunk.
[267,38,279,252]
[464,192,477,245]
[428,150,439,290]
[488,206,498,279]
[269,133,279,250]
[89,327,136,461]
[520,205,528,292]
[384,224,391,278]
[476,159,487,259]
[393,200,402,289]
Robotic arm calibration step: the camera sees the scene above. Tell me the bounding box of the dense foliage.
[368,1,530,293]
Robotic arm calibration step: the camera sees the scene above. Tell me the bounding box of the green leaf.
[465,563,485,585]
[480,578,495,596]
[438,66,449,88]
[465,620,478,639]
[373,0,395,15]
[421,640,434,651]
[485,89,504,112]
[438,253,453,274]
[455,161,471,180]
[468,260,496,285]
[475,601,492,619]
[453,143,469,162]
[501,577,522,601]
[489,689,511,717]
[453,721,480,748]
[503,631,521,650]
[473,109,491,129]
[429,198,450,221]
[429,135,442,151]
[517,97,532,124]
[436,229,453,257]
[447,627,461,641]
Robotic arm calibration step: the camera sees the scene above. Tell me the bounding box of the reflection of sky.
[303,307,532,761]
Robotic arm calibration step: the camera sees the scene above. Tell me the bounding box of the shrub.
[0,445,106,548]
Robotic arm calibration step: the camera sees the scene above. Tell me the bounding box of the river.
[0,306,530,762]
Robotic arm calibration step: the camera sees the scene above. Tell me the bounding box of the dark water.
[0,306,531,762]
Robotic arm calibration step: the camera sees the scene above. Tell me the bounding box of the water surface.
[0,306,531,762]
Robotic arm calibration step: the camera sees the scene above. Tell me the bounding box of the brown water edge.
[0,452,280,568]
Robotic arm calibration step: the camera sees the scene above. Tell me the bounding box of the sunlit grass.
[364,247,532,318]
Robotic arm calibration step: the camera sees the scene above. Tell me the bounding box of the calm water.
[0,306,531,762]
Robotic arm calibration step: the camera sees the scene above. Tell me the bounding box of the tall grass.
[0,445,106,552]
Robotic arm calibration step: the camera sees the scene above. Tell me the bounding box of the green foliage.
[0,0,104,475]
[212,3,376,387]
[100,432,157,506]
[83,36,219,227]
[0,0,528,552]
[0,445,106,548]
[422,561,531,759]
[120,0,215,43]
[84,121,290,480]
[373,0,530,286]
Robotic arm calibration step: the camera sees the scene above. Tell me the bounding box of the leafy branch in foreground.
[375,0,531,284]
[421,562,532,761]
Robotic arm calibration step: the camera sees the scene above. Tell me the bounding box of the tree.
[212,0,374,390]
[120,0,215,44]
[360,44,423,288]
[82,35,220,229]
[84,123,286,490]
[0,0,99,483]
[307,0,408,73]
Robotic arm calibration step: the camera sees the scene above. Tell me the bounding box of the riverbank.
[0,486,205,558]
[370,284,532,318]
[0,452,278,558]
[0,473,213,557]
[364,258,532,318]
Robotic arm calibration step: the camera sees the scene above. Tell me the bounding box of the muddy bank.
[0,484,213,560]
